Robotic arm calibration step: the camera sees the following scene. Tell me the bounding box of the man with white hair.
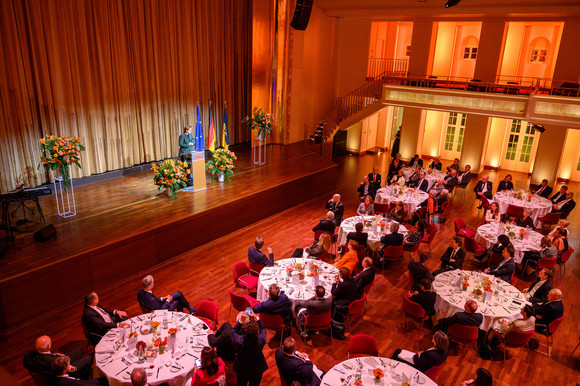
[82,291,130,345]
[325,194,344,225]
[444,169,458,188]
[534,288,564,332]
[474,175,493,208]
[137,275,196,314]
[312,211,336,234]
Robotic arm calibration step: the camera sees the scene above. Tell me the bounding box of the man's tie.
[537,186,544,195]
[97,307,113,323]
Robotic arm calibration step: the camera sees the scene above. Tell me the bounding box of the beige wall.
[408,21,435,76]
[400,108,423,160]
[558,129,580,180]
[462,114,491,173]
[553,20,580,82]
[531,124,567,184]
[421,110,445,157]
[474,21,506,82]
[484,118,507,168]
[336,18,372,96]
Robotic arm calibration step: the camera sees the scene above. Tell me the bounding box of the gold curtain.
[0,0,251,192]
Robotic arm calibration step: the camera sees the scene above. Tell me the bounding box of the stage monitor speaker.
[33,224,57,242]
[290,0,313,31]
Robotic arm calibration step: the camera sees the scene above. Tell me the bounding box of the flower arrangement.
[462,281,470,291]
[408,188,414,193]
[483,286,493,292]
[154,337,168,353]
[311,264,319,271]
[151,321,160,329]
[206,148,237,183]
[463,275,470,281]
[484,279,493,286]
[519,228,527,239]
[472,287,483,296]
[128,332,138,339]
[242,107,272,138]
[309,271,319,277]
[354,381,362,386]
[373,368,384,381]
[152,159,189,199]
[39,135,85,189]
[136,341,147,351]
[168,328,178,336]
[295,263,303,270]
[527,193,534,201]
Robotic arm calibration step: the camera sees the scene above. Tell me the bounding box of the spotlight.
[445,0,461,8]
[532,124,546,133]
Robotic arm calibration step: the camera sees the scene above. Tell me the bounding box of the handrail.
[367,58,409,80]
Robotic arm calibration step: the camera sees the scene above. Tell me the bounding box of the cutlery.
[335,367,346,374]
[157,367,161,378]
[115,366,128,376]
[121,358,130,366]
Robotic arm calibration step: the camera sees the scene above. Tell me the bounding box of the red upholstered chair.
[139,303,152,314]
[420,223,438,250]
[557,246,574,278]
[314,229,333,241]
[495,330,534,363]
[437,200,450,223]
[228,289,258,322]
[488,252,502,268]
[303,311,332,345]
[538,212,560,231]
[342,293,367,334]
[524,256,557,278]
[505,204,524,221]
[28,372,49,386]
[400,293,430,331]
[535,315,564,357]
[407,271,414,291]
[347,334,379,358]
[479,196,490,216]
[248,261,266,276]
[232,261,259,293]
[447,324,479,352]
[259,313,288,346]
[424,363,445,382]
[196,300,219,330]
[373,203,390,216]
[463,236,487,261]
[382,244,404,269]
[454,218,476,238]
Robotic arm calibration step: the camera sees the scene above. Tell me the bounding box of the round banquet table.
[337,215,408,251]
[402,167,445,191]
[257,258,338,308]
[475,222,543,264]
[94,311,209,386]
[492,190,552,227]
[322,356,436,386]
[432,270,529,331]
[375,186,429,216]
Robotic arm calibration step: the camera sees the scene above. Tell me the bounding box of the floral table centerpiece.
[206,148,237,183]
[242,107,272,139]
[152,159,190,199]
[373,368,384,383]
[39,135,85,189]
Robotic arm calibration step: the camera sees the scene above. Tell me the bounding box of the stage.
[0,142,337,332]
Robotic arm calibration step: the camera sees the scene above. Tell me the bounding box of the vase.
[167,334,176,352]
[218,172,225,182]
[167,189,177,199]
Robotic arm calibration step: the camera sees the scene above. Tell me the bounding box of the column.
[400,108,423,161]
[473,21,506,82]
[552,19,580,82]
[531,125,567,185]
[408,21,434,76]
[461,115,491,174]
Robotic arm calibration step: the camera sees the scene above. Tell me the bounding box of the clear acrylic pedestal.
[54,176,76,218]
[253,136,266,165]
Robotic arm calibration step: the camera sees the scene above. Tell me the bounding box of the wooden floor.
[2,147,580,385]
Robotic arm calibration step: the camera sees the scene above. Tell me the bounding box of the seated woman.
[485,305,535,350]
[388,201,406,223]
[191,346,226,386]
[403,219,427,251]
[387,159,402,182]
[304,232,331,259]
[357,195,375,216]
[391,331,449,373]
[515,208,534,228]
[484,202,501,224]
[331,267,360,318]
[476,234,510,263]
[497,174,514,192]
[519,236,557,275]
[549,219,569,240]
[390,169,406,186]
[334,239,359,274]
[551,228,569,256]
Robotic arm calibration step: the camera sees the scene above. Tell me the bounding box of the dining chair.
[195,300,219,330]
[494,329,534,365]
[374,203,390,216]
[400,293,430,331]
[424,363,445,382]
[303,311,333,345]
[420,223,438,251]
[347,334,378,358]
[537,212,560,232]
[228,289,258,322]
[447,324,479,353]
[381,244,404,270]
[463,237,487,262]
[259,313,288,346]
[454,218,476,238]
[557,246,574,278]
[248,261,266,276]
[534,315,564,357]
[232,261,259,293]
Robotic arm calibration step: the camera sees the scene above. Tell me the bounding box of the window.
[519,124,535,163]
[505,120,521,161]
[405,45,411,57]
[444,113,466,152]
[576,156,580,171]
[463,47,477,60]
[530,49,547,63]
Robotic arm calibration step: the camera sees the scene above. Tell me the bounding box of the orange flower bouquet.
[462,281,470,291]
[309,271,319,277]
[373,368,384,381]
[40,135,85,189]
[206,148,238,183]
[483,286,493,292]
[152,159,190,199]
[484,279,493,286]
[168,328,178,336]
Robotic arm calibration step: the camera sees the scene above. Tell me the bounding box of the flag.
[208,102,215,152]
[222,101,229,150]
[194,103,204,151]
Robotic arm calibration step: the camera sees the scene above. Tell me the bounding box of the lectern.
[190,151,207,191]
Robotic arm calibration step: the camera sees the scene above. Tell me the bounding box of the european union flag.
[194,104,204,151]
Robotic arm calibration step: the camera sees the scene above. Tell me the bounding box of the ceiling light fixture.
[445,0,461,8]
[532,124,546,133]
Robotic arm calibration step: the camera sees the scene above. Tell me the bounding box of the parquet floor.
[1,149,579,385]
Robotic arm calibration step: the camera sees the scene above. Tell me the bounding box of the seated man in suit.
[295,285,332,337]
[130,368,147,386]
[428,157,442,171]
[409,278,436,316]
[391,331,449,373]
[474,175,493,208]
[438,300,483,333]
[416,171,429,193]
[433,237,465,276]
[23,336,93,380]
[354,257,376,294]
[409,154,423,168]
[248,237,274,267]
[312,211,336,234]
[522,268,554,304]
[458,164,471,187]
[551,192,575,218]
[550,185,568,204]
[137,275,196,314]
[357,175,377,200]
[444,169,459,188]
[406,165,422,188]
[533,179,552,198]
[379,222,404,257]
[446,158,460,173]
[430,179,446,197]
[50,356,106,386]
[484,244,516,282]
[346,222,368,246]
[253,283,293,322]
[534,288,564,332]
[331,267,360,319]
[276,337,322,386]
[325,194,344,225]
[368,166,382,189]
[408,253,434,290]
[82,291,129,345]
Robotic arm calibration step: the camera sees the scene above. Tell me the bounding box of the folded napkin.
[96,340,116,354]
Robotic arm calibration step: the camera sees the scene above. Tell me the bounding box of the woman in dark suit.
[497,174,514,192]
[392,331,449,373]
[231,313,268,386]
[331,267,360,318]
[516,208,534,228]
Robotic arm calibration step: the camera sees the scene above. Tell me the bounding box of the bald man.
[534,288,564,332]
[23,335,92,379]
[131,368,148,386]
[437,300,483,333]
[325,194,344,225]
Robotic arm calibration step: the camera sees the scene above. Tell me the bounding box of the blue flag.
[194,104,204,151]
[222,102,229,150]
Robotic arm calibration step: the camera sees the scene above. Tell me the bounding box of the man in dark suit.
[331,267,360,318]
[312,211,336,234]
[137,275,196,313]
[354,257,376,293]
[253,283,293,321]
[534,288,564,332]
[409,278,437,316]
[248,237,274,266]
[23,336,92,380]
[379,223,404,256]
[428,157,442,171]
[406,166,422,188]
[50,356,106,386]
[357,175,377,200]
[346,222,368,246]
[325,194,344,225]
[446,158,460,173]
[458,165,471,187]
[551,192,575,218]
[408,253,434,290]
[484,244,516,282]
[82,291,129,345]
[534,179,553,198]
[433,237,465,276]
[295,286,332,337]
[474,175,493,206]
[438,300,483,332]
[368,166,382,189]
[208,322,237,362]
[417,172,429,193]
[550,186,568,204]
[523,268,554,304]
[276,337,322,386]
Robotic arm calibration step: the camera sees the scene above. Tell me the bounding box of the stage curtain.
[0,0,251,192]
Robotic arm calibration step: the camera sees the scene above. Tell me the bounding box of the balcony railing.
[366,58,409,80]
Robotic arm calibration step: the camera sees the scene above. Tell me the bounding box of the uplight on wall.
[490,158,499,168]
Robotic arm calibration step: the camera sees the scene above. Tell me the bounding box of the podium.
[190,151,207,192]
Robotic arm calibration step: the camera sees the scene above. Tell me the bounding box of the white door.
[439,112,466,161]
[567,140,580,181]
[500,120,540,173]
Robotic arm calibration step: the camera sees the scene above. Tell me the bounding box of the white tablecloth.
[432,270,528,331]
[94,311,209,386]
[492,191,552,227]
[337,215,408,251]
[402,168,445,191]
[257,258,338,308]
[475,222,543,264]
[375,186,429,216]
[322,357,436,386]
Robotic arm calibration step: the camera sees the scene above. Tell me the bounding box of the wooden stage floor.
[0,142,337,331]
